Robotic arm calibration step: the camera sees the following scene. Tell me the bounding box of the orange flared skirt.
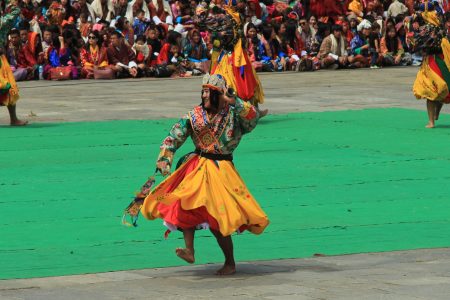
[141,154,269,237]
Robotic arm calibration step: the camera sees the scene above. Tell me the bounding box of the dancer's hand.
[222,87,236,105]
[157,161,170,176]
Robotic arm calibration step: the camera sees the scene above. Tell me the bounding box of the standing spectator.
[126,0,150,24]
[115,0,129,18]
[91,0,115,22]
[387,0,408,19]
[73,0,96,23]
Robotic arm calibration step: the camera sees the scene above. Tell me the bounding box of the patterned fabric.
[202,73,226,91]
[156,97,259,167]
[80,46,108,67]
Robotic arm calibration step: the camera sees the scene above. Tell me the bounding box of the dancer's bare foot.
[175,248,195,264]
[425,121,435,128]
[259,109,269,118]
[215,264,236,276]
[10,119,28,126]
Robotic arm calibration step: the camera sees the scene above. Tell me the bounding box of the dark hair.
[110,30,123,39]
[385,26,399,53]
[371,22,381,30]
[135,34,146,43]
[316,22,331,39]
[136,9,145,15]
[246,22,257,34]
[283,20,298,45]
[261,24,273,41]
[9,28,20,36]
[45,25,60,35]
[167,30,182,45]
[332,24,343,33]
[202,89,221,109]
[17,20,30,32]
[98,19,110,27]
[63,25,83,61]
[115,17,128,31]
[85,30,103,51]
[445,11,450,23]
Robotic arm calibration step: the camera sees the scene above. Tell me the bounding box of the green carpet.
[1,108,450,280]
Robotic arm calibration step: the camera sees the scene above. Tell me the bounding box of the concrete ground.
[1,67,449,300]
[1,248,449,300]
[1,67,425,124]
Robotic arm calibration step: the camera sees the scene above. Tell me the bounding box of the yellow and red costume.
[141,75,269,237]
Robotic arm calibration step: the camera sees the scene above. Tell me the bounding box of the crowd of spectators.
[2,0,449,81]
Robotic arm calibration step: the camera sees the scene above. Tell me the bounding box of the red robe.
[310,0,344,17]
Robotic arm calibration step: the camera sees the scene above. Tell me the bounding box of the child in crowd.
[133,9,149,37]
[369,22,381,68]
[133,35,152,75]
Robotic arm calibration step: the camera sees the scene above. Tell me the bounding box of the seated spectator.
[368,22,381,68]
[315,22,332,46]
[107,30,139,78]
[380,25,412,66]
[18,21,43,65]
[348,14,359,35]
[133,9,149,37]
[260,24,285,72]
[6,29,32,81]
[298,16,318,55]
[245,22,268,72]
[43,32,78,79]
[78,12,93,43]
[115,16,135,46]
[396,22,409,52]
[183,28,210,73]
[309,15,318,31]
[336,20,353,53]
[146,25,162,66]
[350,19,372,67]
[80,30,109,78]
[318,24,351,69]
[156,30,181,65]
[280,19,310,71]
[132,35,152,75]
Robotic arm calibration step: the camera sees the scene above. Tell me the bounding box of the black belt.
[194,150,233,161]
